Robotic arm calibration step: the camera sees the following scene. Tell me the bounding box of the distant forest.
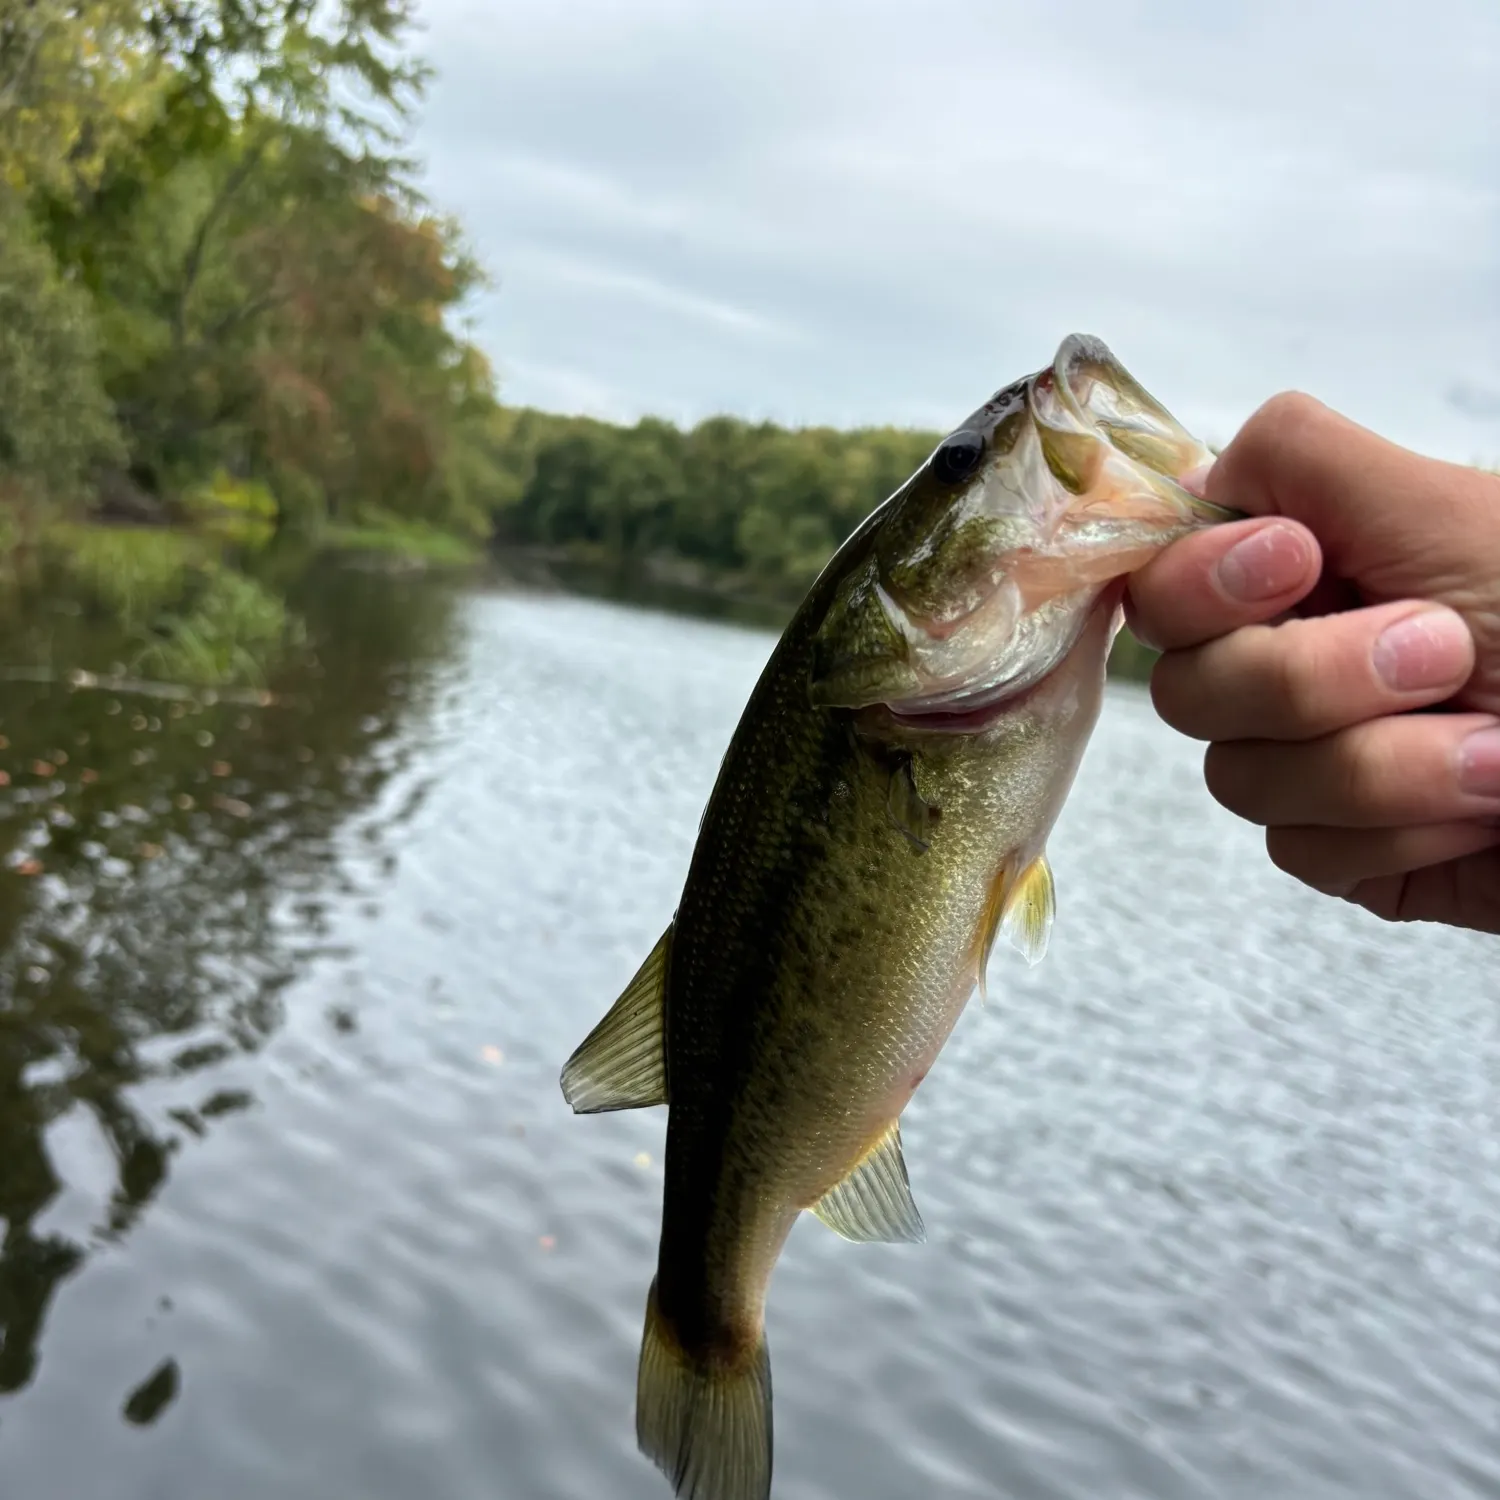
[485,407,1162,674]
[489,407,945,603]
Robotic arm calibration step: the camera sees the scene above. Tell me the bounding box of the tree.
[0,188,123,506]
[0,0,502,538]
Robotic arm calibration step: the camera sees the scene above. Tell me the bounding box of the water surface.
[1,577,1497,1500]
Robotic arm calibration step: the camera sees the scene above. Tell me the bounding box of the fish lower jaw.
[883,673,1034,733]
[881,580,1126,734]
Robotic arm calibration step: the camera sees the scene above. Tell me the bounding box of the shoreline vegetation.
[0,3,1165,690]
[0,0,499,688]
[21,7,1491,696]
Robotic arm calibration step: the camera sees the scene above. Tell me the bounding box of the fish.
[560,334,1235,1500]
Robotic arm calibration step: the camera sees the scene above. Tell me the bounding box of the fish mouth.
[809,335,1238,722]
[1036,334,1239,532]
[883,581,1126,734]
[872,335,1236,728]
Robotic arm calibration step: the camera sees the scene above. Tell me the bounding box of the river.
[1,567,1497,1500]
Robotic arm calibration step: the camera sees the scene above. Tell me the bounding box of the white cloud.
[504,248,802,341]
[413,0,1500,460]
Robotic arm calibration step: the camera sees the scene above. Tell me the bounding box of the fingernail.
[1179,462,1216,497]
[1458,727,1500,798]
[1215,523,1311,603]
[1372,608,1472,693]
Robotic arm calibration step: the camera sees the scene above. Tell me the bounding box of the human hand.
[1126,393,1500,933]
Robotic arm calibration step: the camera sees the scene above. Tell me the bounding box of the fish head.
[808,333,1237,725]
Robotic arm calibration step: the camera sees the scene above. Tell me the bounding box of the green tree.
[0,189,123,507]
[1,0,499,541]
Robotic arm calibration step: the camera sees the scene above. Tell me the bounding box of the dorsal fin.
[810,1120,925,1244]
[560,927,671,1114]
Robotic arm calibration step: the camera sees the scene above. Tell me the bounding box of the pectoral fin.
[810,1120,925,1244]
[560,927,671,1114]
[885,752,940,854]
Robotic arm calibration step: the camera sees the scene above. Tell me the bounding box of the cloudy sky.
[409,0,1498,461]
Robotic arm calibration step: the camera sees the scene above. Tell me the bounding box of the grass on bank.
[1,483,482,688]
[319,514,484,567]
[34,523,303,689]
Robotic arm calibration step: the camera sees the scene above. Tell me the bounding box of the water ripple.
[2,589,1497,1499]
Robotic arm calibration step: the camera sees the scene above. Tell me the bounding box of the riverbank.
[3,512,1161,694]
[491,540,1164,682]
[0,513,485,692]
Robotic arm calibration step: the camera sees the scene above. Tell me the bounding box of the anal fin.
[560,926,671,1114]
[810,1120,925,1244]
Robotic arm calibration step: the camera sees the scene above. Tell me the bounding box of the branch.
[0,666,283,707]
[171,126,275,349]
[0,5,55,117]
[198,284,291,345]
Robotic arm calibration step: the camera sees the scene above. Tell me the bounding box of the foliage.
[0,190,124,503]
[181,468,277,545]
[133,563,300,685]
[0,0,500,549]
[39,523,299,686]
[320,516,484,567]
[493,408,940,601]
[42,524,205,631]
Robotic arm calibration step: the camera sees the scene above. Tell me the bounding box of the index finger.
[1125,515,1322,652]
[1199,392,1489,583]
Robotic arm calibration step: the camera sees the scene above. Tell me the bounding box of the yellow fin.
[810,1120,925,1244]
[560,927,670,1114]
[974,853,1056,1004]
[636,1279,773,1500]
[1000,854,1055,968]
[974,866,1006,1006]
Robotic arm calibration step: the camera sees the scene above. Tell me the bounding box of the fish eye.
[931,431,985,486]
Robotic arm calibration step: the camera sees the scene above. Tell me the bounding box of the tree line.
[489,407,945,602]
[0,1,1158,681]
[487,407,1166,676]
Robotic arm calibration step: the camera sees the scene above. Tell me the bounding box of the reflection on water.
[0,560,460,1402]
[0,575,1497,1500]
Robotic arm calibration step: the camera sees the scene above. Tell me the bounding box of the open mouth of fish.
[872,336,1234,732]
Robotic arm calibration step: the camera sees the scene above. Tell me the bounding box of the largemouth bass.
[561,335,1234,1500]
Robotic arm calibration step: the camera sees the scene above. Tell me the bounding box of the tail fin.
[636,1280,773,1500]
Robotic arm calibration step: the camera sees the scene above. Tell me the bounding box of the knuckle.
[1150,652,1210,737]
[1148,655,1185,724]
[1264,826,1313,880]
[1221,392,1332,496]
[1331,725,1395,819]
[1122,587,1166,653]
[1242,391,1327,451]
[1263,623,1329,732]
[1265,827,1356,896]
[1203,742,1264,820]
